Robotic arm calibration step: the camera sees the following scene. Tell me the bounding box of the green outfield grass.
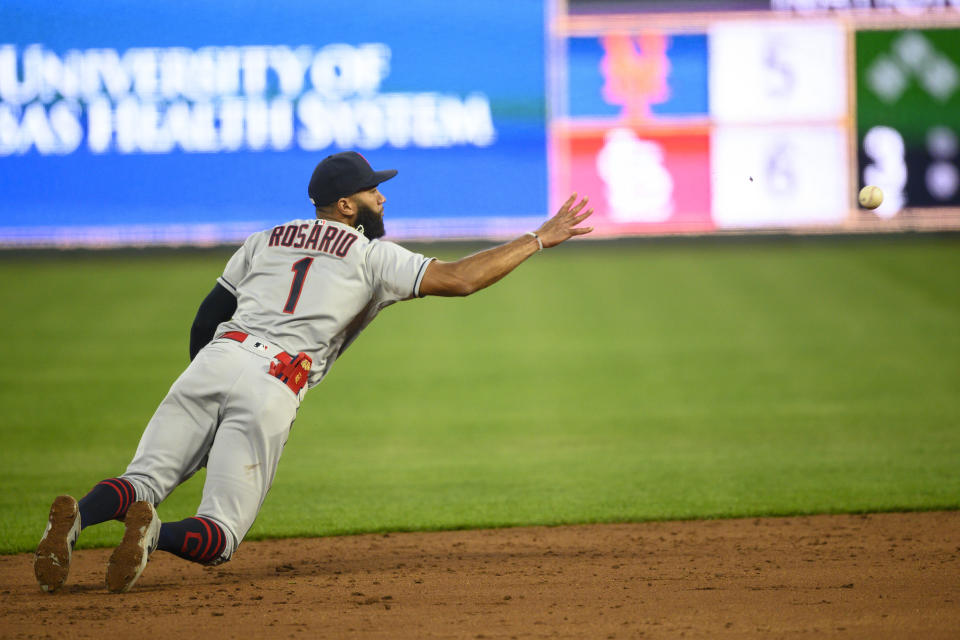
[1,235,958,554]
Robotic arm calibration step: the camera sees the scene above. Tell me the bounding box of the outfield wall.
[0,0,958,247]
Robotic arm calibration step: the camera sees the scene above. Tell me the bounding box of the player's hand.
[534,193,594,249]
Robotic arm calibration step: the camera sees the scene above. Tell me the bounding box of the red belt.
[223,331,251,343]
[222,331,312,395]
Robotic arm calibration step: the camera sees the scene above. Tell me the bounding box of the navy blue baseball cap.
[308,151,398,206]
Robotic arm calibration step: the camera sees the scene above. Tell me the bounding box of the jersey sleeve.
[216,233,260,294]
[364,240,434,303]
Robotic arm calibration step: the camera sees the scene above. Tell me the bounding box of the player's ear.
[336,197,354,216]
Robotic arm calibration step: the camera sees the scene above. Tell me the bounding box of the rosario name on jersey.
[215,218,433,388]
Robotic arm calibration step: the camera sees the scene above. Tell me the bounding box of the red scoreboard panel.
[553,123,713,235]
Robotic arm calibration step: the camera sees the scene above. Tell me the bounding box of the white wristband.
[526,231,543,252]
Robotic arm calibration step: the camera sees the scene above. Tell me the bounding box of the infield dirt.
[2,511,957,639]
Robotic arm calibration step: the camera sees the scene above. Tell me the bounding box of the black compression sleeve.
[189,283,238,360]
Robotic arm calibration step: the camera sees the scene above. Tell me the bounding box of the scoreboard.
[549,0,960,235]
[856,28,960,219]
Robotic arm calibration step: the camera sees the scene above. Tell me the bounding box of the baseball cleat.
[105,501,161,593]
[34,495,82,593]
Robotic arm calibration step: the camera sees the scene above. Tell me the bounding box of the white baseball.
[858,185,884,210]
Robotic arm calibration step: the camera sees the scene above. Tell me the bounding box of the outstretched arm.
[418,194,593,297]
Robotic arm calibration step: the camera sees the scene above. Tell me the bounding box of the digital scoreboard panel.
[550,0,960,236]
[856,28,960,221]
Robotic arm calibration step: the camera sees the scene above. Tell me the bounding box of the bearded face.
[355,202,386,240]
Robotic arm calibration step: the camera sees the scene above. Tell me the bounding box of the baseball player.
[33,151,593,594]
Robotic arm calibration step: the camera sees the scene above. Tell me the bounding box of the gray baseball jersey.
[216,218,433,387]
[121,218,433,561]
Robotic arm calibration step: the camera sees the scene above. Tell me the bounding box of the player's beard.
[355,203,386,240]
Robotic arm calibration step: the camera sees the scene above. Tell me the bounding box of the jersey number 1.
[283,257,314,314]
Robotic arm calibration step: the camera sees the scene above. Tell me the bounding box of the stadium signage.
[0,43,496,156]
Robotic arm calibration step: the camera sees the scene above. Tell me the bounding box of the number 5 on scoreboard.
[283,257,314,313]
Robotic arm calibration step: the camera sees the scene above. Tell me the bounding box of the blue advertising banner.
[0,0,547,246]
